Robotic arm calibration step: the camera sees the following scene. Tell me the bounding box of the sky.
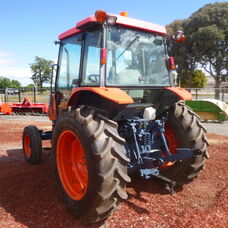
[0,0,225,85]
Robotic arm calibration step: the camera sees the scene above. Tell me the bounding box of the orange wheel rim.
[160,125,179,169]
[24,135,31,157]
[56,130,88,200]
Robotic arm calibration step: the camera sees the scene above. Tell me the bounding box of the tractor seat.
[115,69,141,85]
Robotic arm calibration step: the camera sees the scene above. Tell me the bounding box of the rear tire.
[22,125,42,164]
[52,106,130,223]
[160,102,209,183]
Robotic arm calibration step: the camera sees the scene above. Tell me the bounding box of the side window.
[81,30,101,85]
[58,34,82,90]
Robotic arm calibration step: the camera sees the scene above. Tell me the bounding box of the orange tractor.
[22,10,209,223]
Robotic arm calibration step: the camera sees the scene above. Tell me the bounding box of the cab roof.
[58,13,167,40]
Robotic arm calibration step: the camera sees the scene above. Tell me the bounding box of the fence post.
[4,89,7,102]
[221,88,224,101]
[33,87,36,103]
[19,89,21,102]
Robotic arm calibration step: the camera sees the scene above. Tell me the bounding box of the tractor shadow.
[124,173,183,215]
[128,173,184,195]
[0,148,184,227]
[0,148,103,228]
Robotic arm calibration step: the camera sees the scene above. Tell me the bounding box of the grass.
[1,90,50,104]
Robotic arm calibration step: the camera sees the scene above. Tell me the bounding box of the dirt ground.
[0,117,227,228]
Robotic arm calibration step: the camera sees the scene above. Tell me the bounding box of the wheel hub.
[24,135,31,157]
[56,130,88,200]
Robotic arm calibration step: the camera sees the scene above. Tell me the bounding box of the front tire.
[22,125,42,164]
[52,106,130,223]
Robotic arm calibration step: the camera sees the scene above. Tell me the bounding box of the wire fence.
[0,88,50,104]
[186,87,228,103]
[0,87,228,104]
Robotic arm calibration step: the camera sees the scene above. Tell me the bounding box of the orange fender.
[165,87,192,100]
[68,87,134,106]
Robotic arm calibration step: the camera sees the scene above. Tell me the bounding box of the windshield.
[107,27,170,86]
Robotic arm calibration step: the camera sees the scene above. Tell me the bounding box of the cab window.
[57,33,82,90]
[81,29,101,86]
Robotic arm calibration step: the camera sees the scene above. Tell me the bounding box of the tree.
[0,77,21,89]
[178,70,194,88]
[185,2,228,99]
[166,20,199,87]
[26,83,35,89]
[30,56,53,89]
[178,69,207,88]
[0,76,12,88]
[167,2,228,99]
[192,69,207,88]
[166,19,184,35]
[11,79,21,88]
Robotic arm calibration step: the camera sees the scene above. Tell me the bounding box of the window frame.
[56,32,83,91]
[105,25,172,89]
[79,26,103,87]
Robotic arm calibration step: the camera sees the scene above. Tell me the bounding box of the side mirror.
[174,30,185,43]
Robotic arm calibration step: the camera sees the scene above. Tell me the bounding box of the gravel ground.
[0,115,227,136]
[0,116,227,227]
[203,121,228,136]
[0,115,51,123]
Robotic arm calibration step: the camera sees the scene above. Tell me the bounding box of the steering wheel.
[88,74,99,83]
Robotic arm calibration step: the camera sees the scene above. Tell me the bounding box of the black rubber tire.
[22,125,42,164]
[160,102,209,183]
[52,106,130,223]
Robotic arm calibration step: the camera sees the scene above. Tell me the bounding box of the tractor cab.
[57,10,169,86]
[50,10,185,120]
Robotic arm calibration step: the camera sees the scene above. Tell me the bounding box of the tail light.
[100,48,107,64]
[169,57,175,70]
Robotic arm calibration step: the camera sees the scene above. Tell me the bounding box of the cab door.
[55,33,83,115]
[51,27,103,120]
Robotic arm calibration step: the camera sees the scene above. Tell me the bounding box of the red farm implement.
[11,97,48,115]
